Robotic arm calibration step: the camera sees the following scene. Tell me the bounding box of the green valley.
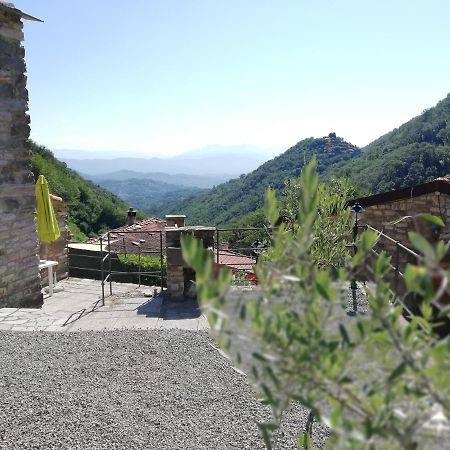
[92,177,205,219]
[33,93,450,234]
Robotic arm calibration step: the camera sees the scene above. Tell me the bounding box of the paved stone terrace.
[0,278,209,332]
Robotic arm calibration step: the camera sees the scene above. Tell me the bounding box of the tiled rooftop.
[86,217,167,256]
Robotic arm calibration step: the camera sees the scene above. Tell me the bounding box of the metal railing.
[355,224,421,318]
[100,230,165,302]
[213,226,275,284]
[68,230,165,304]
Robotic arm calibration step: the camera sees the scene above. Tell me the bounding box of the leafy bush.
[182,158,450,449]
[118,254,166,286]
[67,222,87,242]
[279,176,357,268]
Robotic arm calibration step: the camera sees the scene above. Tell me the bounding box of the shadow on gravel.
[160,297,201,320]
[136,294,163,318]
[136,294,201,320]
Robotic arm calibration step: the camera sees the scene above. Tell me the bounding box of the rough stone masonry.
[0,3,42,307]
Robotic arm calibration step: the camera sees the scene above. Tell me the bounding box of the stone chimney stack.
[127,207,137,225]
[165,214,186,228]
[0,3,43,307]
[165,224,215,299]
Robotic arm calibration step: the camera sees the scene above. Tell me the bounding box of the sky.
[14,0,450,157]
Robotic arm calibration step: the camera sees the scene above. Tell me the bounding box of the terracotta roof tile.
[85,218,166,256]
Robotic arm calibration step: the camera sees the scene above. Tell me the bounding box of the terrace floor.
[0,278,209,332]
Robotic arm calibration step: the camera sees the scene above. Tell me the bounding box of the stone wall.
[165,213,215,299]
[0,5,42,307]
[360,192,450,242]
[358,192,450,274]
[39,201,69,285]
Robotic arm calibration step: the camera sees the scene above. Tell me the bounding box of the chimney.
[165,214,186,228]
[127,207,137,225]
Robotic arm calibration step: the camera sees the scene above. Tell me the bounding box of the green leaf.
[388,362,406,382]
[264,187,279,226]
[315,271,331,300]
[239,303,247,321]
[408,232,435,260]
[297,432,317,449]
[417,213,445,228]
[257,422,278,450]
[339,324,351,347]
[404,264,427,291]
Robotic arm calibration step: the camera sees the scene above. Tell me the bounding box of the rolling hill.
[327,94,450,193]
[31,93,450,235]
[172,93,450,226]
[173,134,362,225]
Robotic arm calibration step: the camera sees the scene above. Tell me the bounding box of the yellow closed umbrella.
[35,175,60,244]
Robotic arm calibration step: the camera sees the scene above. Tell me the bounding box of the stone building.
[347,177,450,277]
[0,3,43,307]
[348,177,450,243]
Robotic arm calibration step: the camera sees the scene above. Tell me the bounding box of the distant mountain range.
[56,145,278,177]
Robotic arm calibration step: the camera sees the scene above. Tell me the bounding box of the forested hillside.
[326,94,450,192]
[30,93,450,235]
[174,134,361,225]
[31,142,131,240]
[173,94,450,226]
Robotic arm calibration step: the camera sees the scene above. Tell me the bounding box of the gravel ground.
[0,330,328,450]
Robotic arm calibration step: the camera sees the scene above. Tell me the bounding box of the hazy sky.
[15,0,450,156]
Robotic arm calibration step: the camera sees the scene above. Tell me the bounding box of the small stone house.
[348,177,450,244]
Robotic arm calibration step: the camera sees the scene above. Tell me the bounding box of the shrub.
[118,254,166,286]
[182,158,450,449]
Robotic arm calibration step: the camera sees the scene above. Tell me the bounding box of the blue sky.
[15,0,450,156]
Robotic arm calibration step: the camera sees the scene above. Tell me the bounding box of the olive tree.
[182,159,450,449]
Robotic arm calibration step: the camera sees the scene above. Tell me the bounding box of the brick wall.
[0,6,42,307]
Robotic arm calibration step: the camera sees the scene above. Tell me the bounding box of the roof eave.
[0,3,43,22]
[346,179,450,208]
